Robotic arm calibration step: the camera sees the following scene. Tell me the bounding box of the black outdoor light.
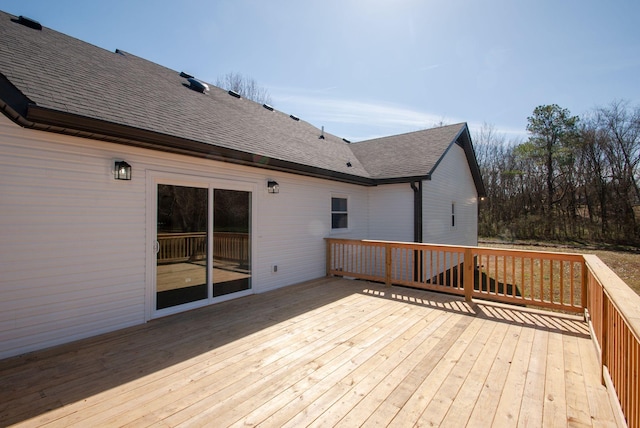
[267,180,279,194]
[114,160,132,180]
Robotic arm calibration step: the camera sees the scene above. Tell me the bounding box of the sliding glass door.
[213,189,251,297]
[155,181,251,312]
[156,184,208,309]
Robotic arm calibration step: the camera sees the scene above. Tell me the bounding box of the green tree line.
[475,101,640,246]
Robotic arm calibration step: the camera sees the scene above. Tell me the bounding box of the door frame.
[145,170,257,321]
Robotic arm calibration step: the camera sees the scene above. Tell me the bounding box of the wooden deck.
[0,278,617,427]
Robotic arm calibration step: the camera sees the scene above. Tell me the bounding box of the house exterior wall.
[0,115,480,359]
[0,117,146,359]
[423,143,479,246]
[0,116,368,359]
[367,183,414,242]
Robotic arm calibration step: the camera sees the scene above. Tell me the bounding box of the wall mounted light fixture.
[267,180,279,194]
[114,161,132,180]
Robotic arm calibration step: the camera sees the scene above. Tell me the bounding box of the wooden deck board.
[544,332,569,425]
[228,300,424,427]
[491,324,536,426]
[518,327,549,427]
[431,318,512,426]
[464,322,523,426]
[0,277,617,427]
[386,316,488,426]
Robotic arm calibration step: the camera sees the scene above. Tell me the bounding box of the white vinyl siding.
[0,118,145,359]
[0,115,371,358]
[423,143,478,246]
[255,178,367,292]
[367,183,414,242]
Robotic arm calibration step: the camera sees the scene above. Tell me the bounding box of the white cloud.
[270,86,526,142]
[272,89,450,131]
[419,64,441,72]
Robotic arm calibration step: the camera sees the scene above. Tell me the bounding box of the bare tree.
[477,102,640,246]
[595,100,640,204]
[216,72,273,105]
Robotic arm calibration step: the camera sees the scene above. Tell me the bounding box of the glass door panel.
[213,189,251,297]
[156,184,208,309]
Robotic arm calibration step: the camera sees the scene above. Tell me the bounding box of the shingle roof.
[0,10,484,194]
[350,123,467,180]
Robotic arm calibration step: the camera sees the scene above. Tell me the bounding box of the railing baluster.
[570,261,575,308]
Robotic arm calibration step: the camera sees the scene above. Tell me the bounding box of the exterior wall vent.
[289,114,300,121]
[228,90,241,98]
[263,103,274,111]
[187,78,209,93]
[12,16,42,30]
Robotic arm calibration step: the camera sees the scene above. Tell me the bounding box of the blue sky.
[1,0,638,142]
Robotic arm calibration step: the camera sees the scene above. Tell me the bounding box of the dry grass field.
[480,239,640,297]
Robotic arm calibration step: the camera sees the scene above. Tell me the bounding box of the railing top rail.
[158,232,207,237]
[325,238,472,249]
[325,238,584,259]
[473,246,585,261]
[159,231,248,237]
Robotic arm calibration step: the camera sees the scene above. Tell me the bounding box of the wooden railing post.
[385,243,392,287]
[581,259,588,313]
[325,239,332,277]
[601,292,609,385]
[464,247,474,302]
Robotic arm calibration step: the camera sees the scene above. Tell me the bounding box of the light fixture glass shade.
[114,161,132,180]
[267,180,279,193]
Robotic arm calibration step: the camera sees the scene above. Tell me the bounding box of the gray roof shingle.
[350,124,466,179]
[0,10,484,194]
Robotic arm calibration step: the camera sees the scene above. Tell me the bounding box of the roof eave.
[426,123,486,198]
[0,73,32,123]
[457,125,487,197]
[372,175,431,185]
[23,105,377,186]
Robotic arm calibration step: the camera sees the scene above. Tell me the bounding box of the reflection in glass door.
[156,184,208,310]
[213,189,251,297]
[155,182,252,311]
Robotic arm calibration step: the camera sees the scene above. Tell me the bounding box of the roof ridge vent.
[228,90,241,98]
[263,103,274,111]
[289,114,300,121]
[12,15,42,30]
[115,49,126,56]
[342,138,351,144]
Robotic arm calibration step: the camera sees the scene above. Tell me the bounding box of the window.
[451,203,456,228]
[331,196,348,229]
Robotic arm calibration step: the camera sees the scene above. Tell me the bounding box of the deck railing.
[325,239,585,312]
[158,232,249,264]
[325,238,639,427]
[584,255,640,428]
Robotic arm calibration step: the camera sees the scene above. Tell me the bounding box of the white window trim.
[330,194,350,232]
